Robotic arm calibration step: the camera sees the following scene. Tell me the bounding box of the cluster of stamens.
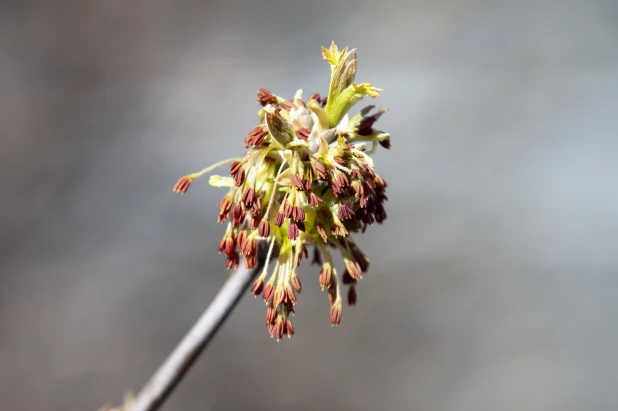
[173,42,391,340]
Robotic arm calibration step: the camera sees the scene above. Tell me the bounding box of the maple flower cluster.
[173,42,390,340]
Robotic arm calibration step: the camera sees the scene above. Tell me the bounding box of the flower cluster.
[173,42,390,340]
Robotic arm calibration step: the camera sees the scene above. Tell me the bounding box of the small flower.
[273,286,285,307]
[241,187,255,207]
[284,318,295,337]
[218,194,233,222]
[291,272,302,292]
[288,221,300,239]
[318,263,333,290]
[257,88,278,106]
[285,285,297,305]
[251,277,264,296]
[265,304,277,326]
[245,126,267,148]
[263,281,275,304]
[258,219,270,237]
[338,203,355,220]
[173,175,193,194]
[344,258,362,281]
[330,302,342,326]
[274,212,285,227]
[218,228,235,256]
[173,42,391,341]
[225,252,239,270]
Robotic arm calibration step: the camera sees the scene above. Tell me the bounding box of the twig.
[130,260,263,411]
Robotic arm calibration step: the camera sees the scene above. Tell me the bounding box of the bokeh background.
[2,1,618,410]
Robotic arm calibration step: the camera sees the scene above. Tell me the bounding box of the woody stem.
[130,254,265,411]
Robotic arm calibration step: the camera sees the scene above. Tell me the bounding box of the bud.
[234,168,246,187]
[258,219,270,237]
[308,192,324,207]
[310,158,329,180]
[263,281,275,304]
[269,317,285,341]
[295,128,311,141]
[285,285,297,305]
[338,203,355,220]
[245,126,267,148]
[329,303,342,325]
[241,187,255,207]
[319,263,332,290]
[232,203,245,226]
[257,88,277,106]
[218,230,235,256]
[283,201,293,218]
[344,258,362,280]
[251,278,264,296]
[293,206,305,222]
[316,224,328,242]
[291,272,302,293]
[274,212,285,227]
[284,318,295,337]
[173,176,193,194]
[288,221,300,239]
[289,174,305,191]
[218,195,233,222]
[265,304,277,326]
[273,286,285,307]
[244,254,257,269]
[225,253,239,270]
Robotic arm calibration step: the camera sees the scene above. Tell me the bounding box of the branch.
[130,259,263,411]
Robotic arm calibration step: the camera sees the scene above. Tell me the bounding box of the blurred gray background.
[2,0,618,410]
